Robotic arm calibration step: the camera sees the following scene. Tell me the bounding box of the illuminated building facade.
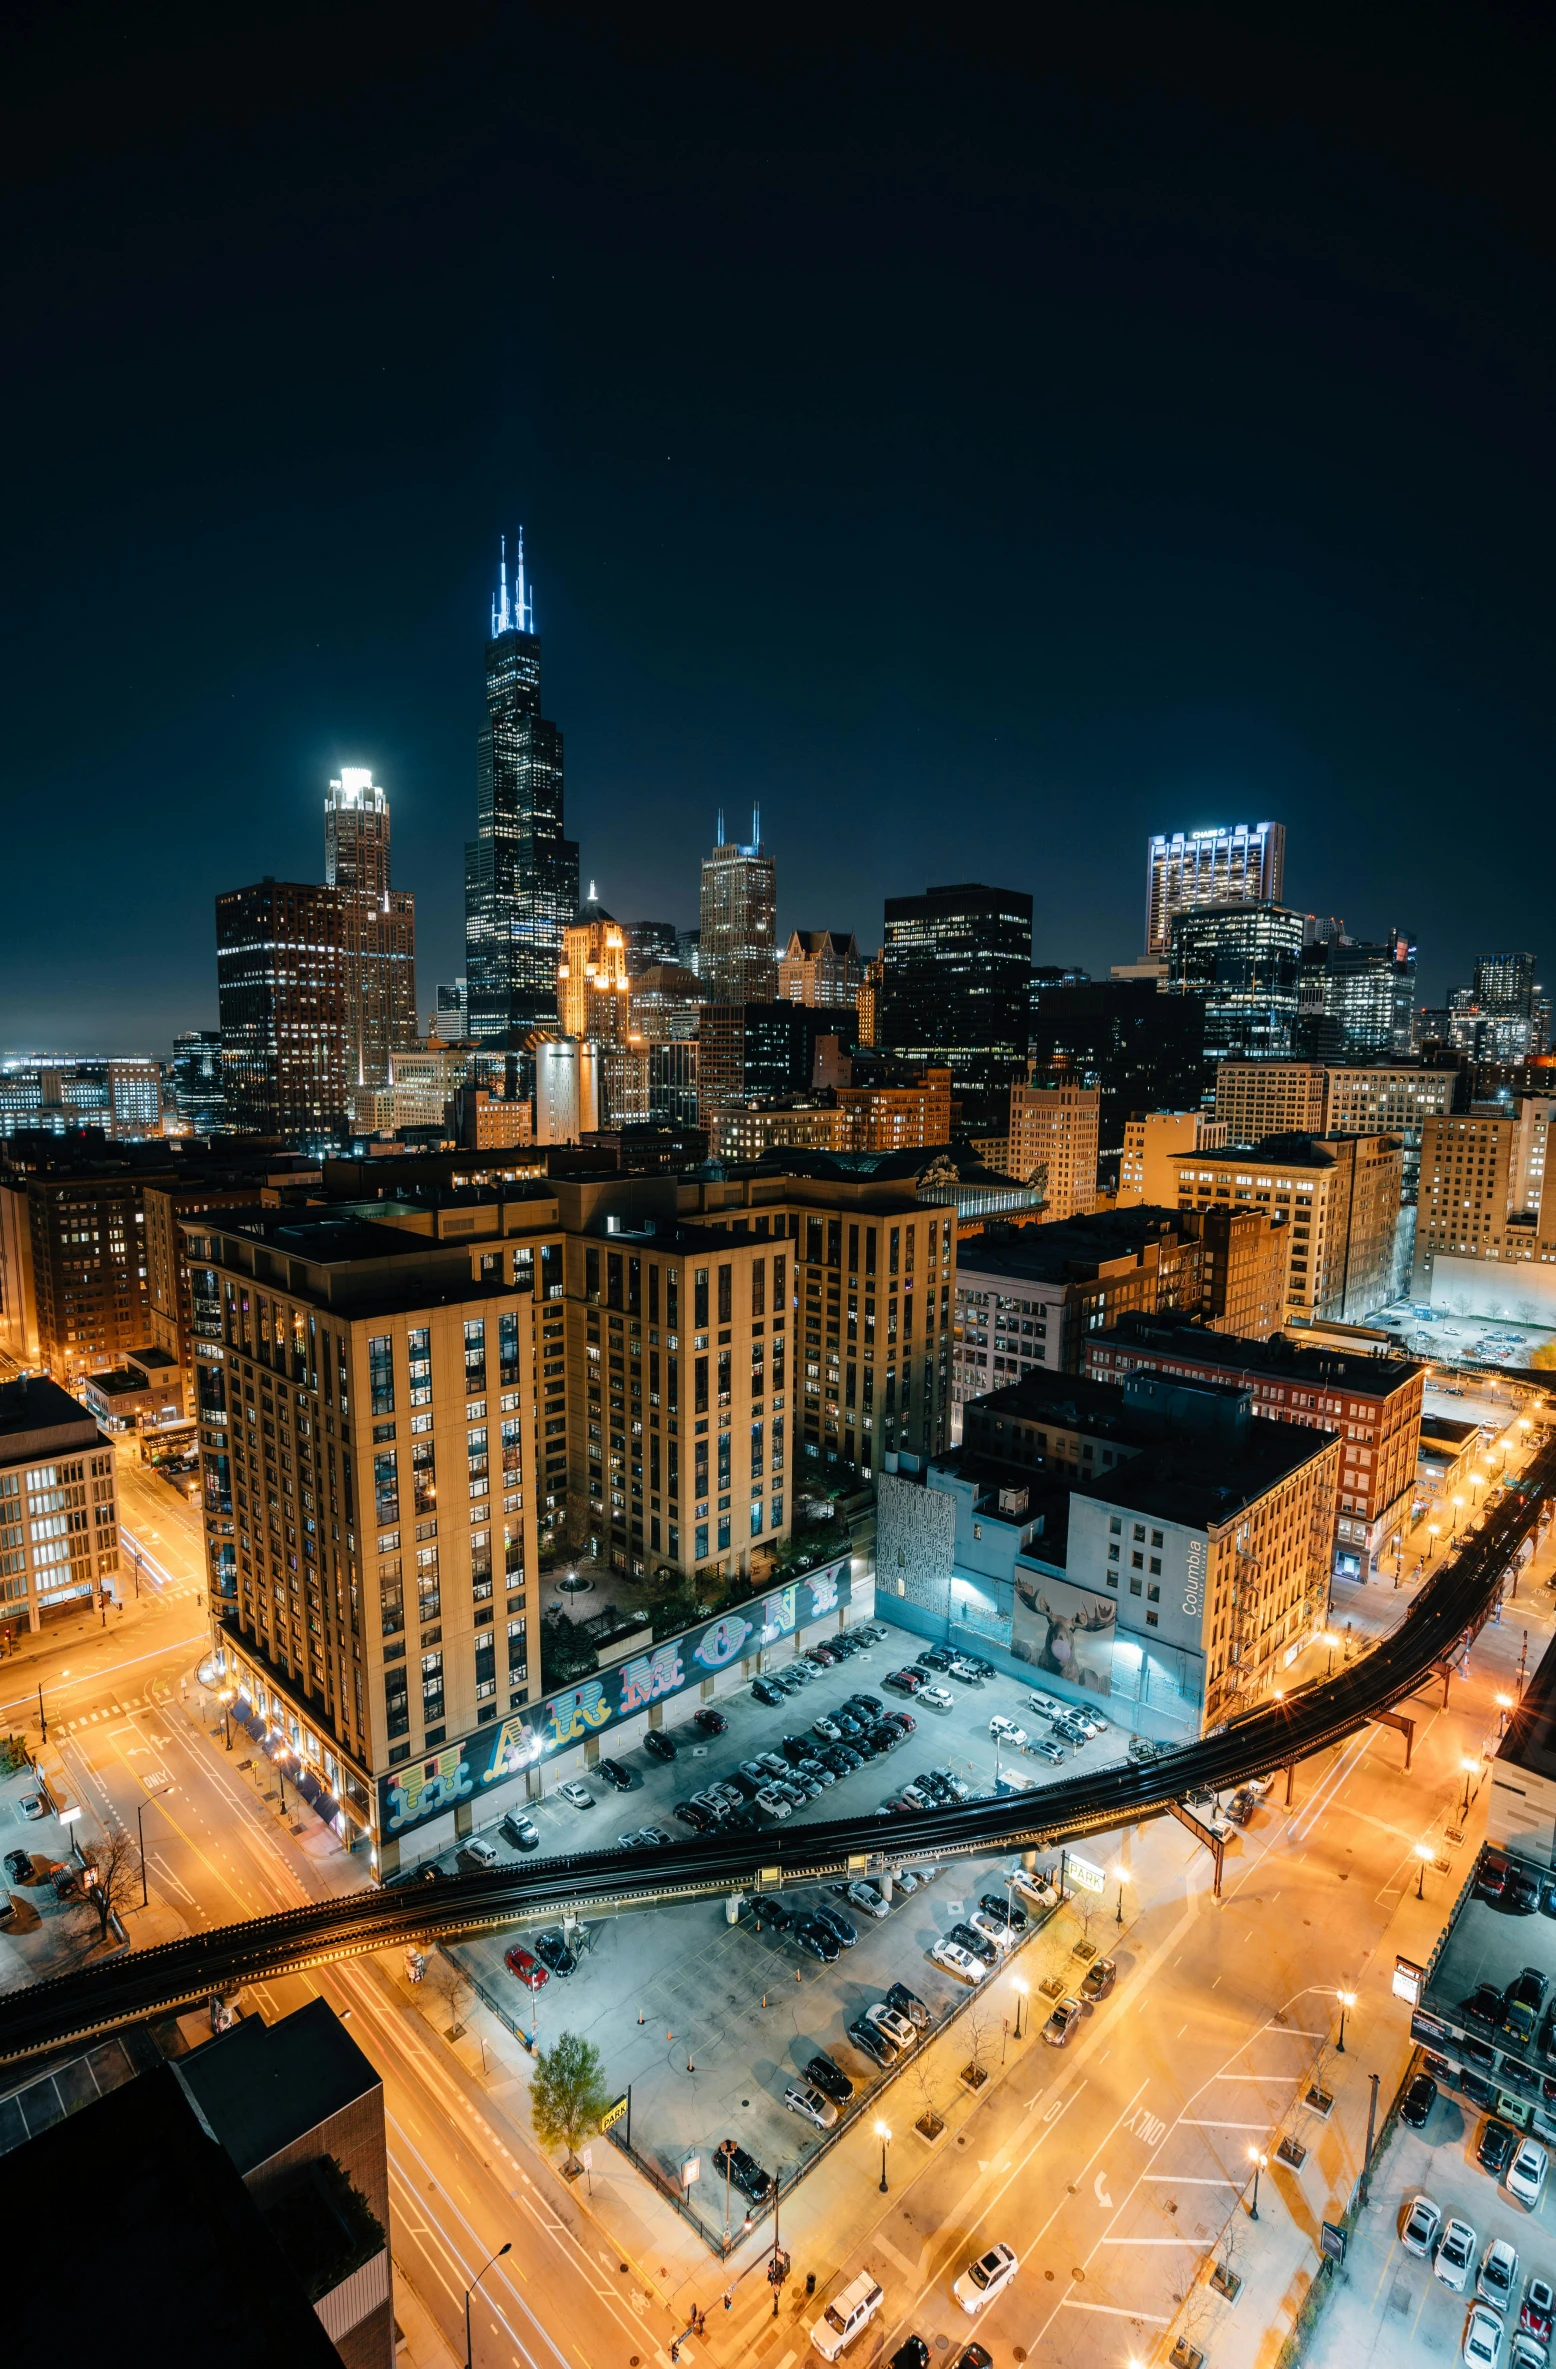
[1296,931,1416,1062]
[172,1032,225,1134]
[0,1375,120,1635]
[324,769,417,1094]
[1006,1073,1100,1218]
[699,810,777,1003]
[557,892,631,1042]
[779,930,861,1009]
[1145,822,1285,961]
[880,882,1033,1133]
[464,533,578,1041]
[216,880,350,1137]
[1169,902,1305,1064]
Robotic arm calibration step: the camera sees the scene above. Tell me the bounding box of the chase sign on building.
[380,1559,852,1839]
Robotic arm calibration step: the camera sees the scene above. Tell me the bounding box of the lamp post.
[464,2240,511,2369]
[1112,1863,1127,1927]
[1427,1521,1440,1567]
[1246,2147,1268,2221]
[1322,1629,1340,1678]
[1461,1755,1478,1819]
[1415,1842,1434,1900]
[1336,1989,1356,2053]
[1452,1494,1466,1545]
[874,2119,891,2195]
[135,1788,172,1909]
[1012,1974,1029,2041]
[1497,1692,1514,1735]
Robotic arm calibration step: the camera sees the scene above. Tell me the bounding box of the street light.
[1322,1629,1340,1677]
[1415,1842,1434,1900]
[1112,1862,1127,1926]
[464,2240,511,2369]
[1336,1990,1356,2053]
[874,2118,891,2194]
[1461,1754,1478,1818]
[1246,2147,1268,2221]
[1452,1493,1466,1544]
[1012,1973,1029,2041]
[1497,1691,1514,1735]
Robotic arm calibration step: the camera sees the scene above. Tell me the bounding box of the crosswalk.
[58,1698,156,1731]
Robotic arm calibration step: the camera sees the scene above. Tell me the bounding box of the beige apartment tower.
[1007,1074,1101,1220]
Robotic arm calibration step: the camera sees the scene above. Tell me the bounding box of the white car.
[1481,2242,1521,2312]
[755,1786,794,1819]
[846,1882,891,1921]
[1512,2334,1549,2369]
[1027,1691,1062,1718]
[1509,2140,1550,2210]
[556,1781,594,1810]
[954,2242,1018,2314]
[1245,1773,1276,1799]
[967,1907,1014,1955]
[930,1937,986,1985]
[1466,2305,1506,2369]
[1438,2220,1479,2294]
[784,2082,838,2130]
[1011,1867,1060,1909]
[917,1685,955,1712]
[1402,2195,1443,2259]
[865,2003,917,2052]
[989,1716,1028,1747]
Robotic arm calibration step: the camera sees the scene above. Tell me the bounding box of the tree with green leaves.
[530,2031,613,2174]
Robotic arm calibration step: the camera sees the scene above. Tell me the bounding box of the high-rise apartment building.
[324,769,417,1094]
[0,1145,166,1388]
[1119,1112,1229,1206]
[1296,932,1416,1063]
[556,893,631,1043]
[1144,822,1285,961]
[779,930,862,1009]
[1476,953,1539,1014]
[1414,1099,1556,1295]
[1214,1063,1329,1142]
[880,883,1033,1132]
[464,534,578,1041]
[628,962,705,1044]
[216,880,350,1137]
[1172,1131,1402,1322]
[171,1032,225,1134]
[1322,1066,1459,1206]
[0,1375,120,1635]
[857,951,884,1048]
[1169,902,1305,1064]
[1006,1073,1100,1219]
[432,980,470,1041]
[624,921,681,976]
[699,810,778,1003]
[1028,979,1205,1151]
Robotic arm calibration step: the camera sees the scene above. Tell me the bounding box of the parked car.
[979,1891,1028,1935]
[749,1896,795,1934]
[596,1756,634,1791]
[1438,2219,1479,2292]
[1479,1856,1513,1905]
[889,2341,931,2369]
[457,1835,499,1871]
[812,1715,843,1743]
[784,2082,839,2130]
[1520,2278,1555,2343]
[639,1823,674,1846]
[2,1850,30,1885]
[756,1786,795,1820]
[847,1882,891,1921]
[1401,2072,1439,2129]
[805,2052,854,2103]
[1463,1986,1508,2031]
[1512,2331,1546,2369]
[886,1980,930,2030]
[1402,2195,1444,2259]
[19,1795,43,1821]
[989,1716,1028,1747]
[642,1729,677,1763]
[1011,1867,1061,1910]
[866,2003,918,2052]
[953,2243,1018,2314]
[556,1781,594,1811]
[815,1905,859,1950]
[694,1706,728,1736]
[713,2139,773,2201]
[1081,1955,1118,2001]
[752,1677,785,1706]
[673,1799,712,1831]
[1043,1997,1086,2047]
[1509,2139,1550,2210]
[917,1685,955,1713]
[1226,1789,1257,1826]
[947,1921,1000,1969]
[1509,1867,1543,1914]
[504,1943,548,1990]
[1466,2303,1507,2369]
[949,2349,995,2369]
[805,1643,839,1668]
[885,1710,917,1735]
[848,2016,898,2067]
[809,2271,885,2363]
[930,1937,986,1985]
[1029,1738,1067,1765]
[1480,2121,1518,2178]
[500,1813,540,1852]
[946,1657,986,1685]
[1481,2239,1520,2311]
[884,1669,925,1695]
[1505,1970,1550,2046]
[848,1693,884,1719]
[533,1928,577,1977]
[795,1917,841,1963]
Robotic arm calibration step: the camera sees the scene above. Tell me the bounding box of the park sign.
[1065,1853,1107,1895]
[600,2094,630,2132]
[378,1556,854,1838]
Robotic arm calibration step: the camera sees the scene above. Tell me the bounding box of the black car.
[752,1678,785,1707]
[695,1707,729,1736]
[849,1694,884,1719]
[713,2140,773,2202]
[951,2348,994,2369]
[1508,1866,1542,1915]
[1460,1984,1507,2030]
[848,2016,898,2067]
[795,1917,841,1963]
[886,1981,930,2030]
[749,1896,795,1934]
[981,1891,1028,1934]
[500,1813,540,1852]
[889,2342,931,2369]
[917,1648,956,1673]
[3,1849,31,1885]
[834,1714,864,1741]
[815,1905,858,1950]
[1400,2072,1438,2129]
[533,1928,577,1977]
[1504,1966,1550,2044]
[822,1748,860,1777]
[869,1726,905,1755]
[596,1757,634,1791]
[781,1736,814,1766]
[805,2052,854,2103]
[1479,2117,1517,2176]
[673,1799,712,1831]
[948,1921,999,1969]
[643,1729,677,1763]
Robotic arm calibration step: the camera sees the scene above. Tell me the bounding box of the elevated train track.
[1,1440,1551,2067]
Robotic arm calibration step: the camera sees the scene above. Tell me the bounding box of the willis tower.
[464,532,579,1040]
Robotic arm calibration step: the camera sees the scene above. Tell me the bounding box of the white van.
[810,2271,885,2359]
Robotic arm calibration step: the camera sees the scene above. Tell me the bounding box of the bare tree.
[74,1831,142,1944]
[428,1951,474,2040]
[962,1994,994,2086]
[912,2048,945,2139]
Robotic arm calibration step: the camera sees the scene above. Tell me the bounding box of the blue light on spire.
[491,528,535,636]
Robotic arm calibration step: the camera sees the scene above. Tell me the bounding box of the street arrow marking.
[1094,2171,1113,2207]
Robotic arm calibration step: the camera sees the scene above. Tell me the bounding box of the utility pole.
[37,1684,46,1745]
[1361,2072,1380,2206]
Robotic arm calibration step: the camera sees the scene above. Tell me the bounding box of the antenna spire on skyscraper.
[491,527,535,637]
[752,802,761,850]
[716,806,726,848]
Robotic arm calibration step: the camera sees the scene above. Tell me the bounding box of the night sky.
[5,6,1554,1055]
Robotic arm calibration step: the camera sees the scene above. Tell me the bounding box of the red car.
[695,1706,728,1736]
[886,1709,916,1733]
[883,1668,926,1695]
[505,1943,549,1991]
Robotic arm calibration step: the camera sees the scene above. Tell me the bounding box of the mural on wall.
[379,1558,853,1837]
[1011,1572,1116,1695]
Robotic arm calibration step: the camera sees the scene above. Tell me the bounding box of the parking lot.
[1323,2054,1556,2369]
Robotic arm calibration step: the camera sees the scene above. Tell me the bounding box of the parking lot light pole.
[1012,1975,1029,2041]
[1415,1843,1434,1900]
[1112,1863,1127,1926]
[1460,1756,1478,1818]
[1246,2148,1267,2221]
[1336,1989,1356,2053]
[464,2240,510,2369]
[874,2119,891,2194]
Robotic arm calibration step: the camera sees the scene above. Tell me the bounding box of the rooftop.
[0,1374,100,1453]
[957,1206,1190,1283]
[176,1995,381,2178]
[1096,1309,1424,1394]
[1071,1415,1336,1529]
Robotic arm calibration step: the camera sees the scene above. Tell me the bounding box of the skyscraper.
[216,880,349,1136]
[324,768,416,1092]
[699,809,777,1002]
[1295,931,1416,1063]
[778,930,862,1008]
[464,533,578,1042]
[879,881,1033,1131]
[171,1030,226,1133]
[1145,823,1286,961]
[1169,902,1305,1064]
[557,889,631,1042]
